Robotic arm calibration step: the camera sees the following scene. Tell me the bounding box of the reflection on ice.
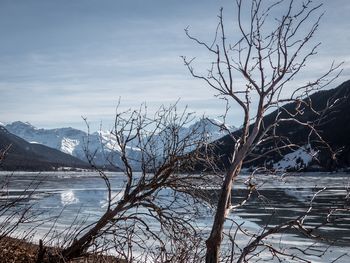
[61,190,79,205]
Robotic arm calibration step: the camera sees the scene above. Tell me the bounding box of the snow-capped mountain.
[4,119,235,169]
[5,121,119,167]
[6,121,87,156]
[0,126,89,171]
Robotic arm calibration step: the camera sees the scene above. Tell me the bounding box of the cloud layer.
[0,0,349,130]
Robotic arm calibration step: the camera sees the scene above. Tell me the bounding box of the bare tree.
[214,174,350,263]
[0,146,53,263]
[0,146,43,240]
[182,0,342,262]
[60,103,219,261]
[0,145,10,163]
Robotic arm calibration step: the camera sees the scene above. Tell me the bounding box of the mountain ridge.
[3,118,236,170]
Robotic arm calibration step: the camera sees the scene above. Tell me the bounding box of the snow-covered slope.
[273,145,318,171]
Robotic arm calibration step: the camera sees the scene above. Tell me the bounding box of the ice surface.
[1,171,349,262]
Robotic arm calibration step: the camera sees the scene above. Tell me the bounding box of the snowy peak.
[6,121,36,131]
[188,118,236,142]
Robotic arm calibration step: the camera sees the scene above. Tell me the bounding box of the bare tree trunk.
[62,204,126,259]
[205,107,263,262]
[205,163,242,263]
[62,210,114,259]
[184,0,341,261]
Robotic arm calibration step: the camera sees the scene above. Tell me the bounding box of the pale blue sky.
[0,0,349,131]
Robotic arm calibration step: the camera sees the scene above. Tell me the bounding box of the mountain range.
[1,118,236,171]
[1,80,349,172]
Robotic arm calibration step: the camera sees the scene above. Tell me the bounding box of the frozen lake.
[0,171,349,262]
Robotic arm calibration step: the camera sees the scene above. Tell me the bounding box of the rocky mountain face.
[3,119,236,170]
[0,126,90,171]
[207,80,350,172]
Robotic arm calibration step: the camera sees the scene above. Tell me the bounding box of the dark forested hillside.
[208,80,350,171]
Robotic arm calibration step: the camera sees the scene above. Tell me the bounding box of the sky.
[0,0,349,131]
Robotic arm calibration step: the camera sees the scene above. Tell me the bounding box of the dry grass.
[0,237,124,263]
